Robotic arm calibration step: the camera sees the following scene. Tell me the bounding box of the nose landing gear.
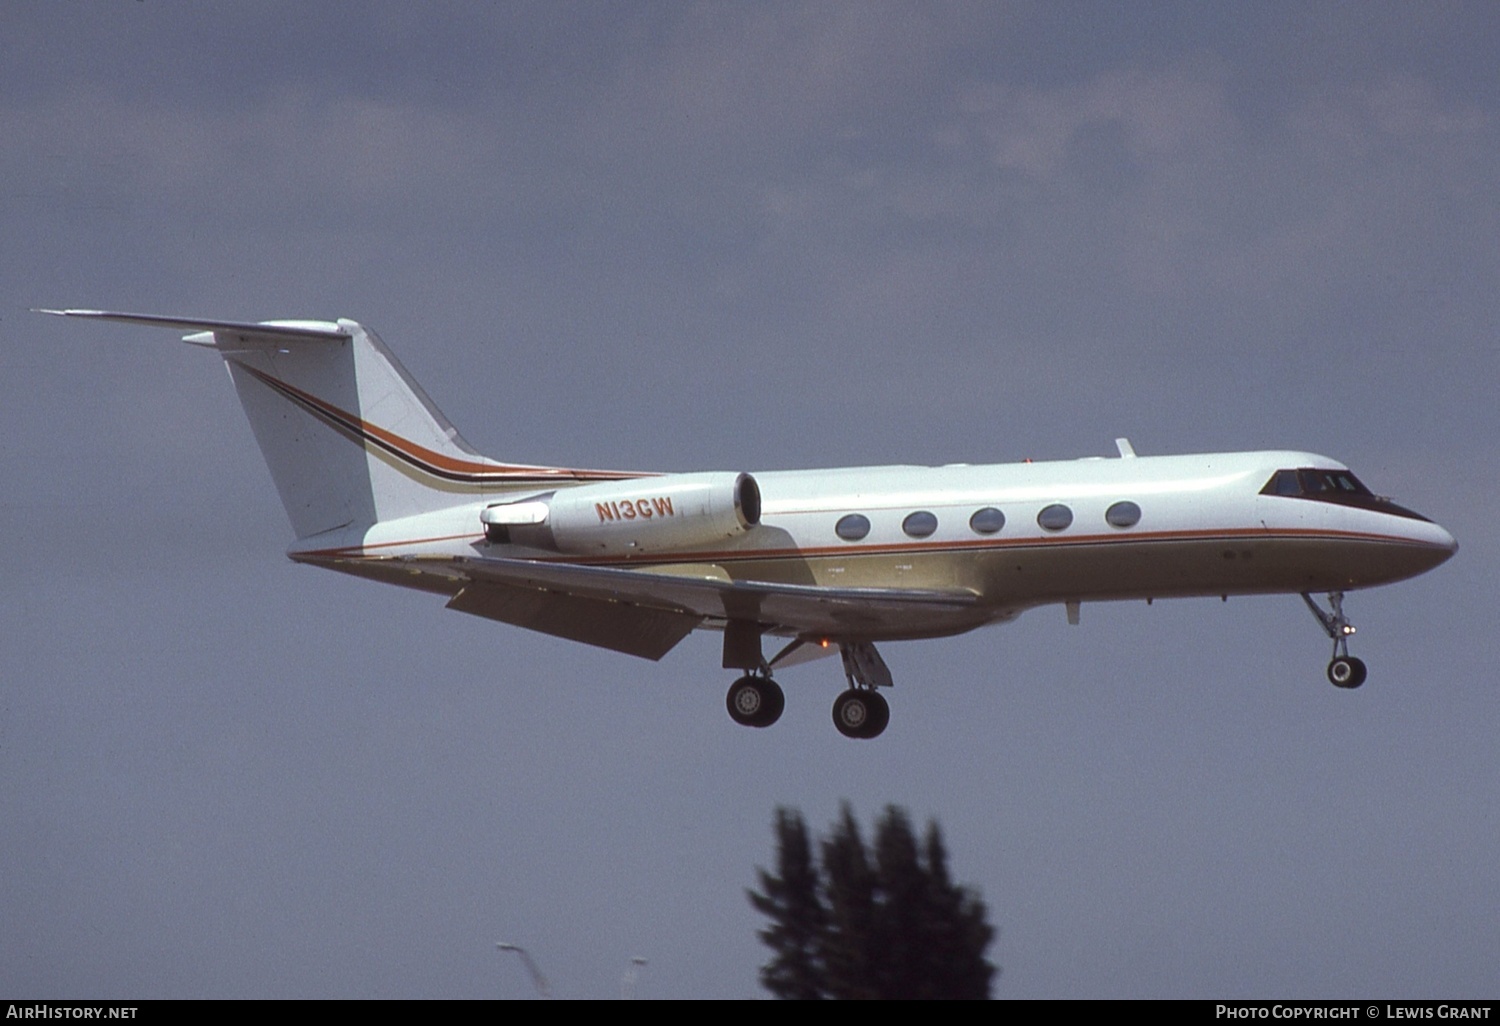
[1302,591,1367,689]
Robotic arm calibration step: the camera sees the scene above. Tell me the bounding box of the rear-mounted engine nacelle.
[482,471,761,555]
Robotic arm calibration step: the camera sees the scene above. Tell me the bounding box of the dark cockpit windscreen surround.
[1260,468,1431,521]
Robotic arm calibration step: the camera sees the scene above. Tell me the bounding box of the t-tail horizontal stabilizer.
[37,308,558,539]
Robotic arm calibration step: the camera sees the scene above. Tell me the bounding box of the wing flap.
[446,583,700,660]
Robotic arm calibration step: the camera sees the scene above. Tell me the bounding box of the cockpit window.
[1269,469,1301,496]
[1260,468,1429,521]
[1300,470,1370,495]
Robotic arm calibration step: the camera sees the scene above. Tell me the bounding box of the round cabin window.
[835,513,871,541]
[1037,504,1073,532]
[902,511,938,538]
[1105,501,1142,528]
[969,507,1005,534]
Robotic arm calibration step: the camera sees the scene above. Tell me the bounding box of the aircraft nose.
[1414,518,1458,571]
[1435,523,1458,559]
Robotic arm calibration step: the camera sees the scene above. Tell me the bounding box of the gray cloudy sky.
[3,1,1497,999]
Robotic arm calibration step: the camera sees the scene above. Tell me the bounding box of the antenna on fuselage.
[1115,438,1137,458]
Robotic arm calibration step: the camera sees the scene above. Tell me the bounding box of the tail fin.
[40,310,637,539]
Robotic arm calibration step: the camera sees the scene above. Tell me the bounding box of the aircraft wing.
[442,556,985,661]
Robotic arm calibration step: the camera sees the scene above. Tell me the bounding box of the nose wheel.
[1302,591,1368,689]
[1326,655,1367,688]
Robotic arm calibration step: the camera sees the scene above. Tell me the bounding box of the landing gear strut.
[726,673,785,728]
[1302,591,1367,689]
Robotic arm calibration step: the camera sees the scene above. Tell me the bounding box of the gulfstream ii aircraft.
[43,309,1457,739]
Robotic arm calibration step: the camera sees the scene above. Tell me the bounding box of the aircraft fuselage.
[302,448,1455,642]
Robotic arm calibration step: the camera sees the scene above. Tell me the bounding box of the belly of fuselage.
[704,530,1448,625]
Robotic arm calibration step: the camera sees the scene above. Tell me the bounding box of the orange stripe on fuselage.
[293,525,1441,565]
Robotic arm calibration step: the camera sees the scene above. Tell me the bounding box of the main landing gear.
[832,642,893,740]
[720,631,895,738]
[832,688,889,740]
[725,672,785,728]
[1302,591,1368,689]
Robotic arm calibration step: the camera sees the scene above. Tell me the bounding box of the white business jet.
[42,310,1457,738]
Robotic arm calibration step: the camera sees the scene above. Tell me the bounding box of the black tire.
[862,690,890,739]
[727,675,784,727]
[833,689,887,739]
[756,678,785,727]
[832,690,867,738]
[1327,656,1368,689]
